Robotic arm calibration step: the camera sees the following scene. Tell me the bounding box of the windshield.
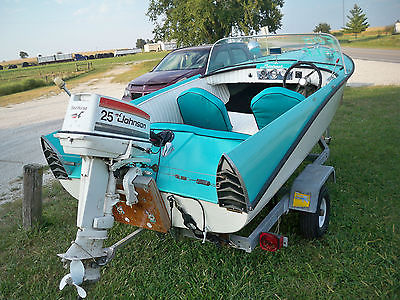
[154,48,209,71]
[206,34,347,74]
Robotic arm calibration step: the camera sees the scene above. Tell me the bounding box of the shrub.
[0,78,47,96]
[332,31,344,37]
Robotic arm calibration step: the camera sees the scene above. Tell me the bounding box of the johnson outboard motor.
[54,88,152,297]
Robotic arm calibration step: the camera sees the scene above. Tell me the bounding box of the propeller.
[59,260,87,298]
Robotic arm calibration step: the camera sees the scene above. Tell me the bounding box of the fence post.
[23,164,43,229]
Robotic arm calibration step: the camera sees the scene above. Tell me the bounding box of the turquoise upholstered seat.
[250,87,305,129]
[177,88,233,131]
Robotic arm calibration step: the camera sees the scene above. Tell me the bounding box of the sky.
[0,0,399,61]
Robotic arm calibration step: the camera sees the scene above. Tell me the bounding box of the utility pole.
[342,0,345,27]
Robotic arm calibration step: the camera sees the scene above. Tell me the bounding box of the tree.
[19,51,28,59]
[313,23,331,34]
[147,0,284,46]
[136,38,146,49]
[343,4,369,38]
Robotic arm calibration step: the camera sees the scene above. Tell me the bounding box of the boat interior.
[136,62,336,138]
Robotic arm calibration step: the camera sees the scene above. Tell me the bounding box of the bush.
[385,25,395,34]
[332,31,344,37]
[0,78,47,96]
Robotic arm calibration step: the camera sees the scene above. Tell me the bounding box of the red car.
[122,45,211,101]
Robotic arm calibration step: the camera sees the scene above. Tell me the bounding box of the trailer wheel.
[299,185,330,239]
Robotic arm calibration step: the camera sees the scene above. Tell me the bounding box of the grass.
[338,33,400,49]
[0,61,93,96]
[0,51,167,106]
[0,78,48,97]
[0,86,399,299]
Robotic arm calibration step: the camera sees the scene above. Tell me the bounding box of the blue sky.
[0,0,399,61]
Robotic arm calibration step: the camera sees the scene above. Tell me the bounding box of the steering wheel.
[283,62,322,96]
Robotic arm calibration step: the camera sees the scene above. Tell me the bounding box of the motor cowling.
[56,93,151,158]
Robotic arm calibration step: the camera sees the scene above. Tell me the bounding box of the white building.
[143,41,177,52]
[395,21,400,34]
[260,26,269,35]
[159,41,177,51]
[144,43,162,52]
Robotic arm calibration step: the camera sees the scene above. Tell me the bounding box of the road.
[342,47,400,63]
[0,119,62,201]
[0,70,127,204]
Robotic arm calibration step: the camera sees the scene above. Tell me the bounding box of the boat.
[41,33,354,297]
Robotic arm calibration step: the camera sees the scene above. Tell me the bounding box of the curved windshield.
[154,48,209,71]
[206,34,347,74]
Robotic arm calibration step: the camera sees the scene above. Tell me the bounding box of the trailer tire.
[299,185,330,239]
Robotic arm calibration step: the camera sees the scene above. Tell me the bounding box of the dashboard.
[205,62,332,88]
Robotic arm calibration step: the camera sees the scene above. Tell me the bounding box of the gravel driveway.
[347,59,400,87]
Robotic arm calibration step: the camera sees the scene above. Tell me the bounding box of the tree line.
[314,4,370,38]
[16,2,387,60]
[143,2,380,44]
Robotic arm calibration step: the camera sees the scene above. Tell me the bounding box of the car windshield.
[206,34,348,74]
[154,48,209,71]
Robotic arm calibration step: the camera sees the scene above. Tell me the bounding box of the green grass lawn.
[0,86,399,299]
[338,34,400,49]
[0,51,167,98]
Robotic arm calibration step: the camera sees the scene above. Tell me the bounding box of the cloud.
[73,7,91,16]
[98,3,109,14]
[73,1,111,18]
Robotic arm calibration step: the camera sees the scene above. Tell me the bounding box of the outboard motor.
[54,92,152,297]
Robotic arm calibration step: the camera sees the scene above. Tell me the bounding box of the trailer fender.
[289,164,335,213]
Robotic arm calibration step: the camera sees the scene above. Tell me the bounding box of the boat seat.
[228,112,259,135]
[177,88,233,131]
[250,87,305,129]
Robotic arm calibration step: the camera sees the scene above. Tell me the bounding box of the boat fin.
[216,154,249,212]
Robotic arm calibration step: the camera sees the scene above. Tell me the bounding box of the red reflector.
[259,232,284,252]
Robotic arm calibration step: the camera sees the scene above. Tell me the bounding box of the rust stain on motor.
[113,176,171,233]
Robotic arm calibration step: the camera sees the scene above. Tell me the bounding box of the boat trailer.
[100,137,334,256]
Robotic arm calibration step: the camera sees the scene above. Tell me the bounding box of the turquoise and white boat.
[41,34,354,297]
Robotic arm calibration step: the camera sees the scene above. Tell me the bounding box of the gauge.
[269,69,278,80]
[260,69,267,77]
[257,69,267,80]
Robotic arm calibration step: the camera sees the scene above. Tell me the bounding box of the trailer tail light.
[259,232,288,252]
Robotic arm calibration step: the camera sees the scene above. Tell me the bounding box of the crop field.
[337,33,400,49]
[0,85,399,298]
[0,51,167,98]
